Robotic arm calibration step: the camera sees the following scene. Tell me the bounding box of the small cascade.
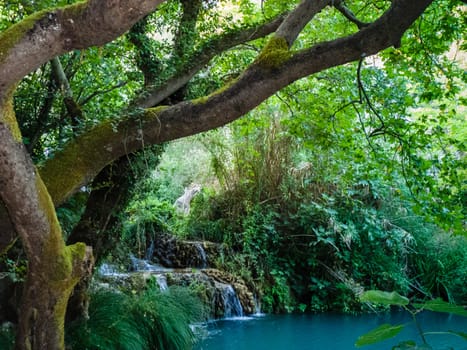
[145,239,155,260]
[98,263,121,276]
[130,255,170,272]
[155,274,169,292]
[194,242,207,268]
[219,283,243,318]
[253,296,266,317]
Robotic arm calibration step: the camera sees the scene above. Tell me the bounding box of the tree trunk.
[0,113,94,350]
[16,245,93,350]
[65,158,133,322]
[66,147,164,321]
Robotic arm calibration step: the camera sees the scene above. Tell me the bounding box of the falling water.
[145,239,155,260]
[219,283,243,318]
[130,255,168,272]
[155,274,169,292]
[194,243,208,268]
[253,296,266,317]
[98,263,120,276]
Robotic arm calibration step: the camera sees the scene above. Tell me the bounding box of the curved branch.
[275,0,331,47]
[334,0,370,29]
[133,14,286,108]
[39,0,434,206]
[0,0,166,102]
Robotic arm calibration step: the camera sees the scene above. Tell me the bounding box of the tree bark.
[16,246,93,350]
[0,0,165,103]
[0,118,93,349]
[0,2,167,348]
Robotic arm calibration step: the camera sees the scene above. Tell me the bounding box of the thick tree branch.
[0,100,92,350]
[275,0,331,47]
[39,0,434,206]
[134,14,285,108]
[0,0,166,102]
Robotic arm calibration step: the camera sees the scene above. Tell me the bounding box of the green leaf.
[360,290,410,306]
[413,298,467,317]
[355,324,404,347]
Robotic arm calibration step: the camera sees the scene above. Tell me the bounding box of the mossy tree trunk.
[16,246,92,350]
[0,2,164,348]
[0,109,93,349]
[65,156,139,322]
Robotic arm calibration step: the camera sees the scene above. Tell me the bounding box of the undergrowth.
[66,283,206,350]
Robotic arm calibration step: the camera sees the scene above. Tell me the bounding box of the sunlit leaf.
[355,324,404,347]
[360,290,409,306]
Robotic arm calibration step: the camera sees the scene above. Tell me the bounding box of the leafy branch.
[356,290,467,348]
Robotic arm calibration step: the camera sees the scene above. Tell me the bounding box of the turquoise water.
[195,312,467,350]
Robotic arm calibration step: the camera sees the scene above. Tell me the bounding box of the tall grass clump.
[66,283,206,350]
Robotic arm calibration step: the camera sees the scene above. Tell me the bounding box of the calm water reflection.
[195,311,467,350]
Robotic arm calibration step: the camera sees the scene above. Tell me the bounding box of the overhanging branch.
[133,14,286,108]
[0,0,166,102]
[275,0,331,47]
[39,0,435,206]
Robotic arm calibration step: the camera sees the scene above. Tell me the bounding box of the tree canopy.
[0,0,465,349]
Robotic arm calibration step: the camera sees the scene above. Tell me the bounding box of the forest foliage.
[0,0,466,348]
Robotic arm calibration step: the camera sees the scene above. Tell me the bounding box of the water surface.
[195,311,467,350]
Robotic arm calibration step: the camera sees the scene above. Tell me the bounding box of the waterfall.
[194,243,207,268]
[219,283,243,318]
[145,239,155,260]
[98,263,120,276]
[130,255,174,273]
[253,296,265,317]
[155,274,169,292]
[131,255,162,271]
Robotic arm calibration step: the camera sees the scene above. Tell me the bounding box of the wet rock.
[97,267,255,318]
[151,233,223,269]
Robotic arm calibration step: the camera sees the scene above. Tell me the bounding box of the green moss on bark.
[143,105,170,120]
[40,106,170,205]
[62,0,88,17]
[0,91,22,141]
[34,173,88,346]
[0,12,42,64]
[0,1,88,65]
[254,36,291,69]
[191,78,238,105]
[38,119,120,204]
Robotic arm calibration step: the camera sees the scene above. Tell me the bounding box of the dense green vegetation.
[124,101,467,314]
[0,0,465,348]
[66,284,205,350]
